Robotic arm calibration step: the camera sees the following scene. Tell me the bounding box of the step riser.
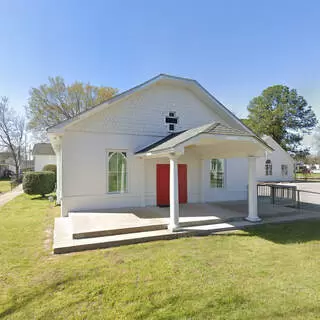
[55,227,241,254]
[73,224,168,239]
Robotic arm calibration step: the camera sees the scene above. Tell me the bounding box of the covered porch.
[135,122,273,230]
[53,199,301,253]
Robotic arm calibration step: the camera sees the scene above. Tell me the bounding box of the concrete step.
[54,228,193,254]
[73,223,168,239]
[179,216,239,228]
[53,219,250,254]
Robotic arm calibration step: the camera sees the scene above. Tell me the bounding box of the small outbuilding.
[32,143,56,171]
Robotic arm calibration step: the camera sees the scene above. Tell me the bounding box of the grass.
[0,178,11,193]
[296,172,320,179]
[1,195,320,319]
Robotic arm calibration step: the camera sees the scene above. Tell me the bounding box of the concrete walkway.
[0,184,23,207]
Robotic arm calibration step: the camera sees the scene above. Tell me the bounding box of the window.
[281,164,288,176]
[165,111,178,132]
[210,159,225,188]
[107,152,127,193]
[265,159,272,176]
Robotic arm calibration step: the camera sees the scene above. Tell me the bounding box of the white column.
[246,157,261,222]
[200,159,205,203]
[140,158,145,206]
[168,155,180,231]
[55,147,61,204]
[51,137,62,207]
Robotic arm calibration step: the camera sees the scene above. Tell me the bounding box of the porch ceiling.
[135,122,273,159]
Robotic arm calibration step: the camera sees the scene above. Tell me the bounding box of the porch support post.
[200,159,205,203]
[51,137,62,207]
[140,158,145,206]
[246,156,261,222]
[56,146,61,205]
[168,155,180,231]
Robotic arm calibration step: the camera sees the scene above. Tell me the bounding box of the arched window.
[265,159,272,176]
[108,152,127,193]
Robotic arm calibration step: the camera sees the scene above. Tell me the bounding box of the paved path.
[0,184,23,207]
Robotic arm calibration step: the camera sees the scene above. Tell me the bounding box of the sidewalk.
[0,184,23,207]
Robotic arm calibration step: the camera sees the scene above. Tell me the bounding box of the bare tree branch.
[0,96,26,180]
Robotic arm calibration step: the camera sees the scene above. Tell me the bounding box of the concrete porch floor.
[70,200,298,225]
[53,200,303,254]
[70,200,300,238]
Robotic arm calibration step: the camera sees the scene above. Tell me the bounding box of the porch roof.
[135,122,273,157]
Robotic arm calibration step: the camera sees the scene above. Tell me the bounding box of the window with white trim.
[210,159,225,188]
[107,151,127,193]
[281,164,288,176]
[265,159,272,176]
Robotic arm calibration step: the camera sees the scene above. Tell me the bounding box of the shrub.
[23,171,56,197]
[42,164,57,175]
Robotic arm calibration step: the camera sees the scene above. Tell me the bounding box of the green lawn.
[1,195,320,319]
[0,179,11,193]
[296,172,320,179]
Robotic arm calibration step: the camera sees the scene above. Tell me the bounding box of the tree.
[26,76,117,133]
[312,126,320,157]
[294,149,311,163]
[243,85,317,153]
[0,97,26,179]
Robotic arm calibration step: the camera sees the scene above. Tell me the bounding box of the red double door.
[156,164,188,206]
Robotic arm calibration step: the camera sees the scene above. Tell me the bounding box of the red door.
[156,164,188,206]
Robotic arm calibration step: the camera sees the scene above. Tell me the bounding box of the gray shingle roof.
[32,143,55,156]
[136,122,271,155]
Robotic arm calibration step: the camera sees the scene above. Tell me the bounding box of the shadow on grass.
[0,275,84,318]
[242,219,320,244]
[0,279,72,318]
[30,194,56,201]
[182,218,320,245]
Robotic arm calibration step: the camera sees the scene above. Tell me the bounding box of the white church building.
[48,74,296,230]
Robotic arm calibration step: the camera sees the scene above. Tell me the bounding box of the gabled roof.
[47,74,254,134]
[32,143,55,156]
[261,135,295,163]
[136,122,272,155]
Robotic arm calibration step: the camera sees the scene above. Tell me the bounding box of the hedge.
[23,171,56,196]
[42,164,57,175]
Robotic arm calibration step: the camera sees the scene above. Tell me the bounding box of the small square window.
[169,112,175,117]
[169,124,175,131]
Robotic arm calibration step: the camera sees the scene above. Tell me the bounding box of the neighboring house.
[33,143,56,171]
[0,152,34,177]
[0,152,12,177]
[48,74,273,227]
[256,136,296,182]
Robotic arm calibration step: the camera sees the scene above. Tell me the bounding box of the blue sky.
[0,0,319,147]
